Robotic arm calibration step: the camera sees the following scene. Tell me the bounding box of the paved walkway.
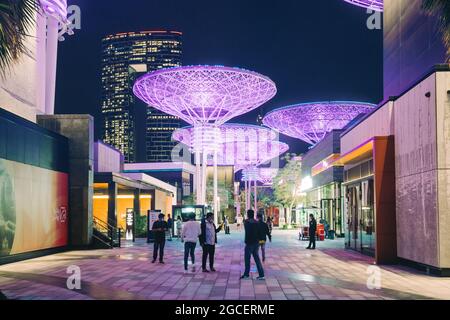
[1,227,450,300]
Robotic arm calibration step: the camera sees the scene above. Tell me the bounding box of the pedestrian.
[224,215,230,234]
[266,216,273,234]
[240,210,265,280]
[167,214,173,241]
[176,216,183,240]
[306,214,317,250]
[199,212,223,272]
[181,214,201,271]
[257,213,272,262]
[152,213,168,263]
[236,215,243,231]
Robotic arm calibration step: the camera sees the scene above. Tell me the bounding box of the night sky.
[55,0,383,155]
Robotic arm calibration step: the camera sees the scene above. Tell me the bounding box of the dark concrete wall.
[0,108,68,172]
[37,115,94,246]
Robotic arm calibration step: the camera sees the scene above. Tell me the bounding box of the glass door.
[345,184,360,250]
[360,179,375,254]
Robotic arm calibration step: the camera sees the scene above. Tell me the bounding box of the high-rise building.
[383,0,448,99]
[101,31,183,163]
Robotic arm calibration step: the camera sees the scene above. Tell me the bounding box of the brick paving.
[1,227,450,300]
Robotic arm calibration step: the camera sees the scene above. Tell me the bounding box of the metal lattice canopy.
[220,140,289,170]
[262,101,375,145]
[342,0,383,11]
[241,167,279,184]
[172,123,277,153]
[133,65,277,125]
[40,0,68,22]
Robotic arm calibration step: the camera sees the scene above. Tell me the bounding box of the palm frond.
[422,0,450,62]
[0,0,39,77]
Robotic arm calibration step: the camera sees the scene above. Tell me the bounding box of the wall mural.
[0,159,68,257]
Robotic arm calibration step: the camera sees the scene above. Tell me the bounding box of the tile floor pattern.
[1,228,450,300]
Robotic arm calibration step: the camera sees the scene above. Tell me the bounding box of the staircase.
[93,217,122,249]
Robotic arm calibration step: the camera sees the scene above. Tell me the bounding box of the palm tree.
[422,0,450,62]
[0,0,38,76]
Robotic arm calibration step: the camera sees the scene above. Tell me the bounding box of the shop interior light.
[300,176,313,192]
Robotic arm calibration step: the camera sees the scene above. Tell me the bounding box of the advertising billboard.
[0,158,68,257]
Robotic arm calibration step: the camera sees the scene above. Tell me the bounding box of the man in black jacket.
[199,212,222,272]
[152,213,168,263]
[306,214,317,250]
[257,213,272,262]
[241,210,265,280]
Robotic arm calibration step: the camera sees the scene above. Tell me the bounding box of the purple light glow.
[220,140,289,169]
[39,0,68,22]
[172,124,288,169]
[262,101,376,145]
[242,167,279,184]
[133,65,277,125]
[172,123,277,153]
[342,0,383,12]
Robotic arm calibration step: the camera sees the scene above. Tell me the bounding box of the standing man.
[199,212,223,272]
[224,215,230,235]
[257,213,272,262]
[176,216,183,240]
[241,210,265,280]
[181,214,201,271]
[152,213,168,263]
[167,214,173,241]
[306,214,317,250]
[266,216,273,234]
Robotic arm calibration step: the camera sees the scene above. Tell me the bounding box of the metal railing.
[93,217,122,248]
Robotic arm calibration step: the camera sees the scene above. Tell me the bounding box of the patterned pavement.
[1,227,450,300]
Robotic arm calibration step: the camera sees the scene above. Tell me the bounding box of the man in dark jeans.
[199,212,222,272]
[181,215,201,271]
[306,214,317,250]
[241,210,265,280]
[152,213,168,263]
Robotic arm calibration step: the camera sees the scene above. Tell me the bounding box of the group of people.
[150,210,274,279]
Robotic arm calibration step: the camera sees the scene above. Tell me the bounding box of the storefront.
[94,142,177,239]
[339,134,397,264]
[343,160,375,255]
[301,130,345,236]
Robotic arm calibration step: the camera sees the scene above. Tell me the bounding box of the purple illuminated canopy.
[219,140,289,169]
[263,101,376,145]
[133,65,277,125]
[172,124,288,169]
[40,0,68,22]
[172,123,277,153]
[242,167,279,185]
[342,0,383,12]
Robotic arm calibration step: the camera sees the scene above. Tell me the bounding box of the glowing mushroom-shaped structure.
[173,124,288,213]
[134,66,277,222]
[229,140,288,211]
[342,0,383,11]
[263,101,376,145]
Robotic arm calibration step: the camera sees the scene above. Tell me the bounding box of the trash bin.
[328,230,335,240]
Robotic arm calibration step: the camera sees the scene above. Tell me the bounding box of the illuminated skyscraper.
[101,31,183,162]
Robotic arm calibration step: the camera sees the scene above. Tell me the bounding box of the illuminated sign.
[311,153,343,176]
[125,208,134,240]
